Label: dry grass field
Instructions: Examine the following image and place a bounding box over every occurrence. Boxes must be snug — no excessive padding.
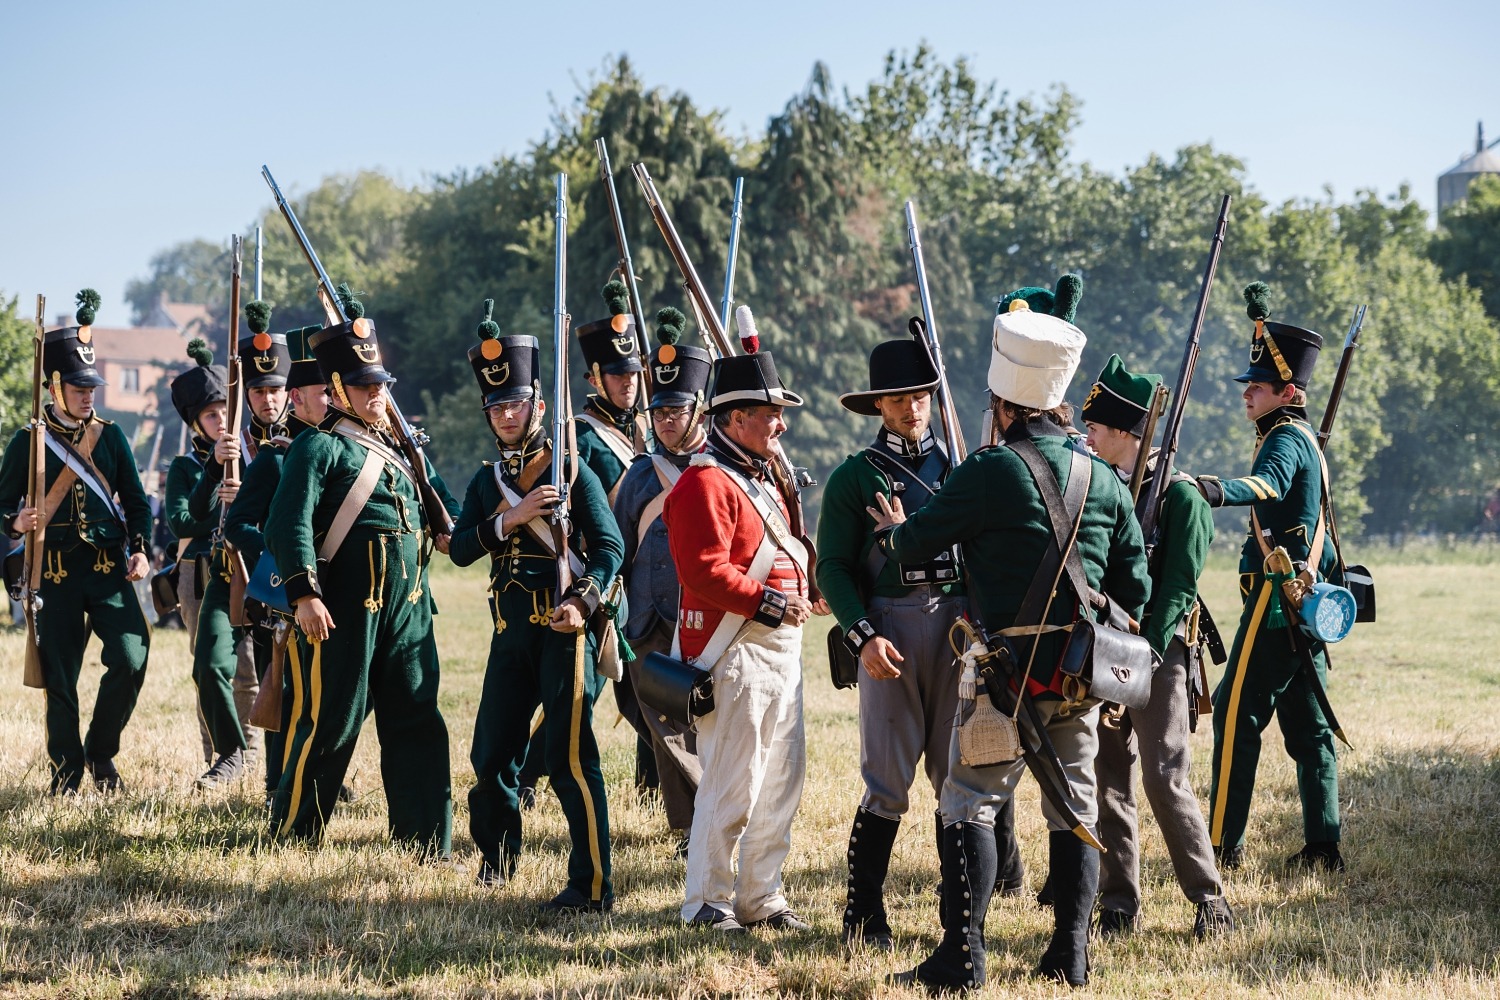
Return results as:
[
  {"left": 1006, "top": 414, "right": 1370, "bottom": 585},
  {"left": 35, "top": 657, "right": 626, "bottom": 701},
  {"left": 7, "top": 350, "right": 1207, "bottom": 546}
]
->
[{"left": 2, "top": 545, "right": 1498, "bottom": 998}]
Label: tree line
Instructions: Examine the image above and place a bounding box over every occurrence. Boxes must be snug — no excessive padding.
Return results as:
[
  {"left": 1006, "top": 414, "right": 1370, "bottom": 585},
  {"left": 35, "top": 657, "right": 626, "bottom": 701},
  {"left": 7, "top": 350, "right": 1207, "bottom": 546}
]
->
[{"left": 6, "top": 49, "right": 1499, "bottom": 538}]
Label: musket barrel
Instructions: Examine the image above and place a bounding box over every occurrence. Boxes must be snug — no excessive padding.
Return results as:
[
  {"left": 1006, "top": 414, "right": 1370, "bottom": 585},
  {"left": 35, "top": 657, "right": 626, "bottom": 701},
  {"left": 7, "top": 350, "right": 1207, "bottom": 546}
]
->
[
  {"left": 595, "top": 140, "right": 652, "bottom": 381},
  {"left": 904, "top": 200, "right": 966, "bottom": 462},
  {"left": 1317, "top": 304, "right": 1365, "bottom": 450},
  {"left": 719, "top": 177, "right": 745, "bottom": 332},
  {"left": 552, "top": 172, "right": 569, "bottom": 508},
  {"left": 631, "top": 163, "right": 735, "bottom": 358},
  {"left": 261, "top": 166, "right": 346, "bottom": 324}
]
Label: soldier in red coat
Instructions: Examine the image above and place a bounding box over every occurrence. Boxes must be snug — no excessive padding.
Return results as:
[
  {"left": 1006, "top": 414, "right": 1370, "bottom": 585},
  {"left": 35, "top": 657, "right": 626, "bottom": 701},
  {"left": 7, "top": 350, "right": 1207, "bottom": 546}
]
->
[{"left": 664, "top": 308, "right": 823, "bottom": 933}]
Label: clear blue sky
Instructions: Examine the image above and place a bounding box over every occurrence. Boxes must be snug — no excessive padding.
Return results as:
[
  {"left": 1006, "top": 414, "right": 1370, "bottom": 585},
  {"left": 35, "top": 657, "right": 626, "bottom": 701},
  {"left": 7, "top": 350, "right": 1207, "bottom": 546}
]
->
[{"left": 3, "top": 0, "right": 1494, "bottom": 326}]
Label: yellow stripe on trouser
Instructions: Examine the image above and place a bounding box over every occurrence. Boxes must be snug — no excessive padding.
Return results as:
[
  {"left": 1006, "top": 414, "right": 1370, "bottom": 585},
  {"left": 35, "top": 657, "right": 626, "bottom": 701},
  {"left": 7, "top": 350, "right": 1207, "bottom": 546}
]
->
[
  {"left": 1210, "top": 581, "right": 1271, "bottom": 845},
  {"left": 279, "top": 639, "right": 323, "bottom": 838},
  {"left": 281, "top": 637, "right": 305, "bottom": 773},
  {"left": 567, "top": 628, "right": 605, "bottom": 901}
]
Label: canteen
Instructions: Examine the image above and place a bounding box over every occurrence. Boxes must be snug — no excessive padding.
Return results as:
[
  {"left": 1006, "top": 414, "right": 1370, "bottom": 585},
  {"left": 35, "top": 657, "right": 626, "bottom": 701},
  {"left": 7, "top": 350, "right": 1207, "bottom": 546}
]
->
[{"left": 1299, "top": 582, "right": 1357, "bottom": 644}]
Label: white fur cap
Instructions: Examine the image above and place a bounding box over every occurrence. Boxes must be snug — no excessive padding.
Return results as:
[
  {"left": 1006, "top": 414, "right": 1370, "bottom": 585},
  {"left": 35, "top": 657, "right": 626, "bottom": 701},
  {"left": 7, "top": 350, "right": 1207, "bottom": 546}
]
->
[{"left": 986, "top": 308, "right": 1087, "bottom": 410}]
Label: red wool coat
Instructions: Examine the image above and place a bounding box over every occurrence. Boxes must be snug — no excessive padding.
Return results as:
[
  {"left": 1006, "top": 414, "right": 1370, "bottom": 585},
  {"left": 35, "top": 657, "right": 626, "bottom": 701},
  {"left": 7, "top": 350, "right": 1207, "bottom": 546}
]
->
[{"left": 663, "top": 458, "right": 807, "bottom": 662}]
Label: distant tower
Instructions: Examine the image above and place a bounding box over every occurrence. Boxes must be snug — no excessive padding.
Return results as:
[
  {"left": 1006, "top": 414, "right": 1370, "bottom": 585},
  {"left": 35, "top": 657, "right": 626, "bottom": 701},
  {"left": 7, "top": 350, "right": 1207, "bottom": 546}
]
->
[{"left": 1438, "top": 121, "right": 1500, "bottom": 214}]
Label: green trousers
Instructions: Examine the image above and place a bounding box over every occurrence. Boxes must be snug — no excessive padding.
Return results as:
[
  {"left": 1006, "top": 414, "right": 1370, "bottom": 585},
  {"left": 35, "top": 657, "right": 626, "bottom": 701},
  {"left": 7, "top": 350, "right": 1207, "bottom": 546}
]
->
[
  {"left": 34, "top": 541, "right": 150, "bottom": 792},
  {"left": 470, "top": 585, "right": 612, "bottom": 903},
  {"left": 1209, "top": 574, "right": 1340, "bottom": 851},
  {"left": 270, "top": 531, "right": 452, "bottom": 855},
  {"left": 194, "top": 570, "right": 281, "bottom": 790}
]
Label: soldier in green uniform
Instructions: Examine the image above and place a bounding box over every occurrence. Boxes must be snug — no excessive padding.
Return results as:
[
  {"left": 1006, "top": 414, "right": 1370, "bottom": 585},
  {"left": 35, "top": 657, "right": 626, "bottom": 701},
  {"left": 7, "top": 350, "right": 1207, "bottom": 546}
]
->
[
  {"left": 222, "top": 324, "right": 328, "bottom": 800},
  {"left": 263, "top": 291, "right": 458, "bottom": 854},
  {"left": 1081, "top": 354, "right": 1234, "bottom": 938},
  {"left": 162, "top": 335, "right": 243, "bottom": 778},
  {"left": 611, "top": 307, "right": 711, "bottom": 852},
  {"left": 0, "top": 289, "right": 153, "bottom": 794},
  {"left": 1195, "top": 282, "right": 1344, "bottom": 873},
  {"left": 516, "top": 279, "right": 650, "bottom": 806},
  {"left": 817, "top": 336, "right": 1023, "bottom": 950},
  {"left": 876, "top": 278, "right": 1151, "bottom": 990},
  {"left": 448, "top": 303, "right": 624, "bottom": 911}
]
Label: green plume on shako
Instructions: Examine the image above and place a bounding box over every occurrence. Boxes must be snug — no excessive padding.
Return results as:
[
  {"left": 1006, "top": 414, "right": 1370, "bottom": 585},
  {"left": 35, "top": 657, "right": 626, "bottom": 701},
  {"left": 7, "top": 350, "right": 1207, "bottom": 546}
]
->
[{"left": 656, "top": 306, "right": 686, "bottom": 345}]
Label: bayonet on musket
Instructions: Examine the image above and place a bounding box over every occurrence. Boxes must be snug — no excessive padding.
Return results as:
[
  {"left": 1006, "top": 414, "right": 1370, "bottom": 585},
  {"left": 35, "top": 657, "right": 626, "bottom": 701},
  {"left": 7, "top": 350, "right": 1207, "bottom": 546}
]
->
[
  {"left": 594, "top": 139, "right": 653, "bottom": 398},
  {"left": 905, "top": 201, "right": 967, "bottom": 463},
  {"left": 720, "top": 177, "right": 745, "bottom": 332},
  {"left": 261, "top": 165, "right": 453, "bottom": 536}
]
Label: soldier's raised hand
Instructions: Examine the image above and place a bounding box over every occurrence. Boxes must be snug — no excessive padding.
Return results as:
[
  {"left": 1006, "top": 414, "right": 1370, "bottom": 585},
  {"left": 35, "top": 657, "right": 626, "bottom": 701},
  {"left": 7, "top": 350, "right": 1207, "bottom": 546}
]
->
[
  {"left": 859, "top": 635, "right": 905, "bottom": 680},
  {"left": 507, "top": 485, "right": 561, "bottom": 526},
  {"left": 866, "top": 492, "right": 907, "bottom": 532},
  {"left": 213, "top": 435, "right": 241, "bottom": 466}
]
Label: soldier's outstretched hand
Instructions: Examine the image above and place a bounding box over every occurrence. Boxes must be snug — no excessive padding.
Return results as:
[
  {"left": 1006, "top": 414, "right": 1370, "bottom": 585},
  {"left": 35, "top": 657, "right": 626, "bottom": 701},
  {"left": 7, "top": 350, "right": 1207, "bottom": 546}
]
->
[
  {"left": 859, "top": 635, "right": 905, "bottom": 680},
  {"left": 294, "top": 595, "right": 336, "bottom": 643},
  {"left": 866, "top": 492, "right": 907, "bottom": 532}
]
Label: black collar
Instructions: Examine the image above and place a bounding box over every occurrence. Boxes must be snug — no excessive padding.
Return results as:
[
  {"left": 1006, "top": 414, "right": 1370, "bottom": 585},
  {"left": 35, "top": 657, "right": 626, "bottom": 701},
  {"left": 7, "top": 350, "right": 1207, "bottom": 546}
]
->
[
  {"left": 587, "top": 394, "right": 639, "bottom": 430},
  {"left": 1001, "top": 415, "right": 1070, "bottom": 444},
  {"left": 497, "top": 437, "right": 549, "bottom": 481},
  {"left": 705, "top": 424, "right": 770, "bottom": 480},
  {"left": 876, "top": 426, "right": 936, "bottom": 460},
  {"left": 1255, "top": 405, "right": 1308, "bottom": 437}
]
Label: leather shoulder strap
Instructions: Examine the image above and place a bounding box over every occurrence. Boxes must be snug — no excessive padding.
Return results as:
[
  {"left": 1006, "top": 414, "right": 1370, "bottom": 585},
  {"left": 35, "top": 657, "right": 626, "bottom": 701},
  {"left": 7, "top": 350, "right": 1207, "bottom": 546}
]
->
[
  {"left": 317, "top": 448, "right": 384, "bottom": 562},
  {"left": 1011, "top": 440, "right": 1093, "bottom": 622}
]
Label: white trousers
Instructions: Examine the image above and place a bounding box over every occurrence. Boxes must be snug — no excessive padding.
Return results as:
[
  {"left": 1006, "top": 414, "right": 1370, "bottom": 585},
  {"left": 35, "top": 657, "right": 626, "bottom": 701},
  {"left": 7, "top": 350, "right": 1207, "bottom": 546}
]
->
[{"left": 681, "top": 622, "right": 806, "bottom": 924}]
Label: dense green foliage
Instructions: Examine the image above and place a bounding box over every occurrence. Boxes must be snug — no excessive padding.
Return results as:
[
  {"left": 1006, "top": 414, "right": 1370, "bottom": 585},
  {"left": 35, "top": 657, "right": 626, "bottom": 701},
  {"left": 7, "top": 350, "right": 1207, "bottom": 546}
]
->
[
  {"left": 109, "top": 50, "right": 1500, "bottom": 536},
  {"left": 0, "top": 293, "right": 35, "bottom": 441}
]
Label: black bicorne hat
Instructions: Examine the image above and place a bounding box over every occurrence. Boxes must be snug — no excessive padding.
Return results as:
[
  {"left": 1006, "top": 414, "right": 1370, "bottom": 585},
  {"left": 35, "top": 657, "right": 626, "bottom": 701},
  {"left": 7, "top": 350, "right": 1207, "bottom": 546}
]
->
[
  {"left": 648, "top": 306, "right": 711, "bottom": 409},
  {"left": 170, "top": 338, "right": 229, "bottom": 426},
  {"left": 838, "top": 334, "right": 941, "bottom": 415},
  {"left": 1234, "top": 282, "right": 1321, "bottom": 389},
  {"left": 311, "top": 286, "right": 395, "bottom": 387},
  {"left": 575, "top": 279, "right": 644, "bottom": 377},
  {"left": 43, "top": 288, "right": 108, "bottom": 389},
  {"left": 284, "top": 325, "right": 326, "bottom": 389},
  {"left": 467, "top": 298, "right": 539, "bottom": 408},
  {"left": 238, "top": 300, "right": 291, "bottom": 387},
  {"left": 706, "top": 305, "right": 802, "bottom": 414}
]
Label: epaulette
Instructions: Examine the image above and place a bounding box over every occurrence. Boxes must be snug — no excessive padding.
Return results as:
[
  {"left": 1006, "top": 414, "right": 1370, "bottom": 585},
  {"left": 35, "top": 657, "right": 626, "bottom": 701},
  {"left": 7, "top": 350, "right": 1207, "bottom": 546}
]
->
[{"left": 689, "top": 453, "right": 717, "bottom": 468}]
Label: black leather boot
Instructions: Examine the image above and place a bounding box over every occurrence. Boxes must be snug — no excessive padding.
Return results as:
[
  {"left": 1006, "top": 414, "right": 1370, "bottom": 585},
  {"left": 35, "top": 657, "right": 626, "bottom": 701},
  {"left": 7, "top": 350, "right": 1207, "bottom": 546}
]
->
[
  {"left": 844, "top": 808, "right": 900, "bottom": 949},
  {"left": 994, "top": 795, "right": 1026, "bottom": 896},
  {"left": 893, "top": 821, "right": 996, "bottom": 991},
  {"left": 1035, "top": 830, "right": 1100, "bottom": 988}
]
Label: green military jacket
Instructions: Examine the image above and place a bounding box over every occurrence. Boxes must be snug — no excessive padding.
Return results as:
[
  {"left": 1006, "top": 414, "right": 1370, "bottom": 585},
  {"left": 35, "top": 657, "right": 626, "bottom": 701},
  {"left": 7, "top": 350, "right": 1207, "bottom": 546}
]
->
[
  {"left": 574, "top": 397, "right": 646, "bottom": 500},
  {"left": 164, "top": 439, "right": 218, "bottom": 560},
  {"left": 879, "top": 419, "right": 1150, "bottom": 687},
  {"left": 263, "top": 411, "right": 459, "bottom": 606},
  {"left": 449, "top": 444, "right": 623, "bottom": 616},
  {"left": 1202, "top": 407, "right": 1338, "bottom": 579},
  {"left": 817, "top": 437, "right": 963, "bottom": 639},
  {"left": 1132, "top": 462, "right": 1214, "bottom": 657},
  {"left": 0, "top": 407, "right": 151, "bottom": 556},
  {"left": 223, "top": 415, "right": 316, "bottom": 569}
]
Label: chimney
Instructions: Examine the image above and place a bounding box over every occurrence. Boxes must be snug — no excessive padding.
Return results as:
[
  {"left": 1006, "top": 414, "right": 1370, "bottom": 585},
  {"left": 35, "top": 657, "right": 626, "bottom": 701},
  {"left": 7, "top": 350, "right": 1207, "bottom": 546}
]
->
[{"left": 56, "top": 313, "right": 70, "bottom": 327}]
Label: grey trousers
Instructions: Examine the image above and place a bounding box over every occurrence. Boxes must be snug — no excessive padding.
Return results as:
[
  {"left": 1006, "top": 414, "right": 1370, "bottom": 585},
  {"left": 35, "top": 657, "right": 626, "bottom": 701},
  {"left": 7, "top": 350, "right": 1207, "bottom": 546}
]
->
[
  {"left": 859, "top": 588, "right": 966, "bottom": 819},
  {"left": 1097, "top": 639, "right": 1222, "bottom": 913},
  {"left": 180, "top": 559, "right": 261, "bottom": 764},
  {"left": 627, "top": 620, "right": 703, "bottom": 831},
  {"left": 942, "top": 696, "right": 1100, "bottom": 832}
]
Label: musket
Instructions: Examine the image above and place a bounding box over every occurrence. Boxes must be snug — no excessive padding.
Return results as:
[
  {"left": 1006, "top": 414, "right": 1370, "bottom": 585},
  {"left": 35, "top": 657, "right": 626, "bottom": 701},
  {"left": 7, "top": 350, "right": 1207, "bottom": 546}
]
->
[
  {"left": 594, "top": 139, "right": 652, "bottom": 397},
  {"left": 261, "top": 165, "right": 454, "bottom": 535},
  {"left": 20, "top": 295, "right": 47, "bottom": 688},
  {"left": 1138, "top": 194, "right": 1231, "bottom": 547},
  {"left": 719, "top": 177, "right": 745, "bottom": 332},
  {"left": 1312, "top": 304, "right": 1367, "bottom": 585},
  {"left": 1129, "top": 385, "right": 1169, "bottom": 503},
  {"left": 254, "top": 226, "right": 263, "bottom": 301},
  {"left": 551, "top": 172, "right": 576, "bottom": 608},
  {"left": 223, "top": 237, "right": 252, "bottom": 627},
  {"left": 143, "top": 421, "right": 164, "bottom": 500},
  {"left": 905, "top": 200, "right": 968, "bottom": 462},
  {"left": 633, "top": 163, "right": 817, "bottom": 582},
  {"left": 631, "top": 163, "right": 734, "bottom": 359}
]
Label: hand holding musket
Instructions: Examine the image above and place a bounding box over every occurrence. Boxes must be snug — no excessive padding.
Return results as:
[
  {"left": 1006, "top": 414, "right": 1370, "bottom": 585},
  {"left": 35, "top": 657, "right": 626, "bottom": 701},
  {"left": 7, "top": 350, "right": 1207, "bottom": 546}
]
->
[{"left": 261, "top": 165, "right": 453, "bottom": 536}]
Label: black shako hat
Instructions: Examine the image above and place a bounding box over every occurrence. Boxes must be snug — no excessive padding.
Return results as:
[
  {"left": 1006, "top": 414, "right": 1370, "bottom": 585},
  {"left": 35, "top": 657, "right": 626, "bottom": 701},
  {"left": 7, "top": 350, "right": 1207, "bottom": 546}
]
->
[
  {"left": 649, "top": 306, "right": 711, "bottom": 410},
  {"left": 238, "top": 300, "right": 291, "bottom": 388},
  {"left": 467, "top": 298, "right": 539, "bottom": 408},
  {"left": 284, "top": 325, "right": 326, "bottom": 389},
  {"left": 838, "top": 336, "right": 941, "bottom": 415},
  {"left": 44, "top": 288, "right": 108, "bottom": 389},
  {"left": 706, "top": 305, "right": 803, "bottom": 414},
  {"left": 311, "top": 286, "right": 396, "bottom": 388},
  {"left": 1234, "top": 281, "right": 1321, "bottom": 389},
  {"left": 170, "top": 338, "right": 228, "bottom": 426},
  {"left": 575, "top": 279, "right": 645, "bottom": 377}
]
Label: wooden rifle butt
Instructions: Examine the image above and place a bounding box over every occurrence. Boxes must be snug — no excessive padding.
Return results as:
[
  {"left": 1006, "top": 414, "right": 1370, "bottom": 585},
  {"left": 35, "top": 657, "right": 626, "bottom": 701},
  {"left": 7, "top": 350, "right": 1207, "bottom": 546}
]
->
[
  {"left": 247, "top": 624, "right": 290, "bottom": 731},
  {"left": 225, "top": 547, "right": 251, "bottom": 628}
]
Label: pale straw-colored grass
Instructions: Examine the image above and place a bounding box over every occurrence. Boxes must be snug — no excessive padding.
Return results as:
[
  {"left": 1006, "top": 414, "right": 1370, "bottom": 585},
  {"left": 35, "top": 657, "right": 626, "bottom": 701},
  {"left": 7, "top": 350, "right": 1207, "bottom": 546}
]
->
[{"left": 1, "top": 556, "right": 1496, "bottom": 997}]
